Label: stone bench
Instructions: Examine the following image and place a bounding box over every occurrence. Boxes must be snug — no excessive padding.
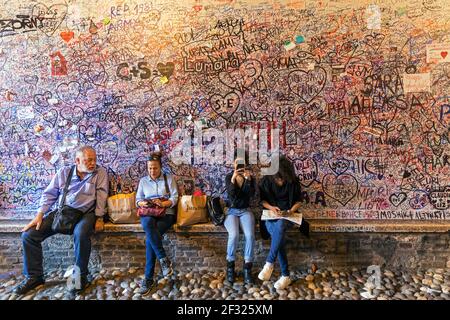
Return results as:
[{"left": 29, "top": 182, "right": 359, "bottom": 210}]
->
[
  {"left": 2, "top": 217, "right": 450, "bottom": 234},
  {"left": 1, "top": 219, "right": 449, "bottom": 274},
  {"left": 37, "top": 219, "right": 450, "bottom": 233}
]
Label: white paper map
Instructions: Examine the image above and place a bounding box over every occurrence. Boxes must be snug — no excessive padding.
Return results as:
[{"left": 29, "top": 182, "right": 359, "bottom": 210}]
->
[{"left": 261, "top": 209, "right": 303, "bottom": 226}]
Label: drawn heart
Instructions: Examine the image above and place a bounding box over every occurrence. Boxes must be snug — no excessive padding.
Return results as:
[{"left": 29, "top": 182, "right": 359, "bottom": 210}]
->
[
  {"left": 324, "top": 87, "right": 346, "bottom": 103},
  {"left": 441, "top": 51, "right": 448, "bottom": 59},
  {"left": 87, "top": 62, "right": 108, "bottom": 86},
  {"left": 34, "top": 91, "right": 53, "bottom": 109},
  {"left": 24, "top": 75, "right": 39, "bottom": 86},
  {"left": 157, "top": 62, "right": 175, "bottom": 78},
  {"left": 340, "top": 117, "right": 361, "bottom": 139},
  {"left": 60, "top": 30, "right": 74, "bottom": 42},
  {"left": 78, "top": 125, "right": 97, "bottom": 142},
  {"left": 219, "top": 60, "right": 263, "bottom": 93},
  {"left": 42, "top": 150, "right": 52, "bottom": 162},
  {"left": 322, "top": 173, "right": 358, "bottom": 206},
  {"left": 59, "top": 106, "right": 84, "bottom": 124},
  {"left": 293, "top": 157, "right": 318, "bottom": 188},
  {"left": 57, "top": 81, "right": 81, "bottom": 104},
  {"left": 288, "top": 67, "right": 327, "bottom": 103},
  {"left": 329, "top": 158, "right": 350, "bottom": 175},
  {"left": 209, "top": 92, "right": 240, "bottom": 120},
  {"left": 42, "top": 109, "right": 58, "bottom": 127},
  {"left": 371, "top": 101, "right": 397, "bottom": 129},
  {"left": 363, "top": 33, "right": 385, "bottom": 52},
  {"left": 32, "top": 3, "right": 68, "bottom": 37},
  {"left": 389, "top": 192, "right": 407, "bottom": 207},
  {"left": 95, "top": 140, "right": 118, "bottom": 165},
  {"left": 409, "top": 192, "right": 428, "bottom": 210}
]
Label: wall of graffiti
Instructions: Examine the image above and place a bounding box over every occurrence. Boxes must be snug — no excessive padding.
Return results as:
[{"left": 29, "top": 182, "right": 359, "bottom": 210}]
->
[{"left": 0, "top": 0, "right": 449, "bottom": 221}]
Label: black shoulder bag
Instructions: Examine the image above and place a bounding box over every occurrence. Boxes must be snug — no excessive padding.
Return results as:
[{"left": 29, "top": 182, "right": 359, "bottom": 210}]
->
[
  {"left": 51, "top": 166, "right": 87, "bottom": 235},
  {"left": 207, "top": 196, "right": 225, "bottom": 226}
]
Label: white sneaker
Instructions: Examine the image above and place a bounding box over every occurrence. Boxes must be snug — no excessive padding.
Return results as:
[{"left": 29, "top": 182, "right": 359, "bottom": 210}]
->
[
  {"left": 274, "top": 276, "right": 292, "bottom": 290},
  {"left": 258, "top": 262, "right": 274, "bottom": 281}
]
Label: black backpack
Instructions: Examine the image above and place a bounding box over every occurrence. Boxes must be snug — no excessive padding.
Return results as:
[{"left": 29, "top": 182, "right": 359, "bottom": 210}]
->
[{"left": 207, "top": 196, "right": 225, "bottom": 226}]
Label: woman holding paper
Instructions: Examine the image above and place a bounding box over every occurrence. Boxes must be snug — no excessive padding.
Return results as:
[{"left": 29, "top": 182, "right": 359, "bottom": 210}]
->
[
  {"left": 224, "top": 152, "right": 256, "bottom": 284},
  {"left": 258, "top": 156, "right": 301, "bottom": 290}
]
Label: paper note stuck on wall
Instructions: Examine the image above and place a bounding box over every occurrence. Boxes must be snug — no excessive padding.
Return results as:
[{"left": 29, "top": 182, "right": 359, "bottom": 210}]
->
[
  {"left": 284, "top": 41, "right": 295, "bottom": 51},
  {"left": 160, "top": 76, "right": 169, "bottom": 84},
  {"left": 17, "top": 106, "right": 35, "bottom": 120},
  {"left": 426, "top": 43, "right": 450, "bottom": 64},
  {"left": 403, "top": 73, "right": 431, "bottom": 93}
]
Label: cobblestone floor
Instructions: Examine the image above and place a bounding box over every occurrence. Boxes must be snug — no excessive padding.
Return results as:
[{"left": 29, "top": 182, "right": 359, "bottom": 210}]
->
[{"left": 1, "top": 267, "right": 449, "bottom": 300}]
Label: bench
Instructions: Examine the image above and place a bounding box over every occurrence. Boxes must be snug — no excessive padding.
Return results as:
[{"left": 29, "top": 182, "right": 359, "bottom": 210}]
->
[
  {"left": 1, "top": 219, "right": 449, "bottom": 273},
  {"left": 1, "top": 219, "right": 450, "bottom": 233}
]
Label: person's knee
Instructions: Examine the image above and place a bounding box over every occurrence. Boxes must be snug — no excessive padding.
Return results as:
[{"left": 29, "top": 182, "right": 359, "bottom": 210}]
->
[
  {"left": 276, "top": 220, "right": 287, "bottom": 231},
  {"left": 21, "top": 231, "right": 31, "bottom": 243},
  {"left": 141, "top": 217, "right": 156, "bottom": 231},
  {"left": 228, "top": 231, "right": 239, "bottom": 242},
  {"left": 74, "top": 227, "right": 93, "bottom": 241}
]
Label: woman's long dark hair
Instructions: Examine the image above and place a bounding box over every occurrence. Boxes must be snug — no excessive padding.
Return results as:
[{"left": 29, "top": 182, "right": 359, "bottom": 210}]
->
[{"left": 271, "top": 155, "right": 297, "bottom": 184}]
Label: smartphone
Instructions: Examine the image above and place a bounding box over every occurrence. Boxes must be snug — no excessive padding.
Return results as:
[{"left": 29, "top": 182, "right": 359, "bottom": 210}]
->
[{"left": 236, "top": 163, "right": 245, "bottom": 170}]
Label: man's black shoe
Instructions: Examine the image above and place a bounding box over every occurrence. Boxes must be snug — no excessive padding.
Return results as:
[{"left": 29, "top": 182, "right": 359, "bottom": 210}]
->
[{"left": 13, "top": 278, "right": 45, "bottom": 295}]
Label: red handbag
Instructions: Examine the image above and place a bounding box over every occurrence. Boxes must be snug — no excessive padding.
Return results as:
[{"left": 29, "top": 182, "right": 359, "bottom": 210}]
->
[
  {"left": 137, "top": 205, "right": 166, "bottom": 217},
  {"left": 137, "top": 174, "right": 170, "bottom": 218}
]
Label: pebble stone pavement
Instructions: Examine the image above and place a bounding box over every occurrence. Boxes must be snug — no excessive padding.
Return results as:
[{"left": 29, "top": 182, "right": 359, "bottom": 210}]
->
[{"left": 1, "top": 265, "right": 449, "bottom": 300}]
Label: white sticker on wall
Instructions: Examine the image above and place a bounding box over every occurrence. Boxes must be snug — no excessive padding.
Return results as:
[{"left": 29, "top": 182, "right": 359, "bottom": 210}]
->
[
  {"left": 49, "top": 153, "right": 60, "bottom": 164},
  {"left": 48, "top": 98, "right": 59, "bottom": 105},
  {"left": 17, "top": 106, "right": 35, "bottom": 119},
  {"left": 403, "top": 73, "right": 431, "bottom": 93},
  {"left": 366, "top": 4, "right": 381, "bottom": 30}
]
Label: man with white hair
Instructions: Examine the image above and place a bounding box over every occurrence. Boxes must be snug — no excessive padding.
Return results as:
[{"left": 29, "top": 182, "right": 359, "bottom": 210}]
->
[{"left": 14, "top": 145, "right": 108, "bottom": 295}]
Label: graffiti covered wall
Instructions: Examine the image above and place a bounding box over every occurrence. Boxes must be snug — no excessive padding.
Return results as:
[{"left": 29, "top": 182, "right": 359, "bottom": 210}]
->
[{"left": 0, "top": 0, "right": 449, "bottom": 222}]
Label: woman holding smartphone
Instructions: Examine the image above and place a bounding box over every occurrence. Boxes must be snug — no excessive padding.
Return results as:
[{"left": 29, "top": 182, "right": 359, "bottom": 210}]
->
[{"left": 224, "top": 152, "right": 256, "bottom": 284}]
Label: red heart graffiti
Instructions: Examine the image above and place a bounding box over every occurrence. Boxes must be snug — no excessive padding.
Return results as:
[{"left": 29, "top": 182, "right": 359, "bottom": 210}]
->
[
  {"left": 441, "top": 51, "right": 448, "bottom": 59},
  {"left": 60, "top": 31, "right": 74, "bottom": 43}
]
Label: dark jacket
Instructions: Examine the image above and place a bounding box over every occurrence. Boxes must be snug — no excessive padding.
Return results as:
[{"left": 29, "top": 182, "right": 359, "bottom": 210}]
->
[
  {"left": 258, "top": 176, "right": 302, "bottom": 210},
  {"left": 258, "top": 176, "right": 309, "bottom": 239},
  {"left": 225, "top": 172, "right": 255, "bottom": 209}
]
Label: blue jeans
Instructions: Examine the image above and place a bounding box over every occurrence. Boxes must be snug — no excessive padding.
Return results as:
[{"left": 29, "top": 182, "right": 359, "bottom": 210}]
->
[
  {"left": 265, "top": 219, "right": 291, "bottom": 276},
  {"left": 21, "top": 210, "right": 96, "bottom": 279},
  {"left": 140, "top": 214, "right": 175, "bottom": 280},
  {"left": 224, "top": 208, "right": 255, "bottom": 262}
]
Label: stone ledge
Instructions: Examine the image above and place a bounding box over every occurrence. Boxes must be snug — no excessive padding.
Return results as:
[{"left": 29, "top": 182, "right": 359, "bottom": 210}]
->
[{"left": 1, "top": 219, "right": 450, "bottom": 233}]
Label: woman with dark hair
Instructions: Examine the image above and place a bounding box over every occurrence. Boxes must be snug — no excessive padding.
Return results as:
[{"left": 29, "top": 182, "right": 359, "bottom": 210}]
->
[
  {"left": 135, "top": 152, "right": 179, "bottom": 296},
  {"left": 257, "top": 155, "right": 301, "bottom": 290},
  {"left": 224, "top": 152, "right": 256, "bottom": 284}
]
